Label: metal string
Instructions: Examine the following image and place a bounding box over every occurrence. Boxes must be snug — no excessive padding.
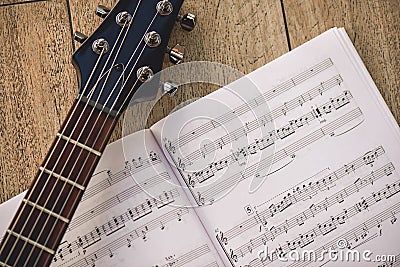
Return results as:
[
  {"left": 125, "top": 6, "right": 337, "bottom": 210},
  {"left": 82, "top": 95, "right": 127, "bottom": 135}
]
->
[
  {"left": 6, "top": 2, "right": 149, "bottom": 265},
  {"left": 32, "top": 5, "right": 163, "bottom": 267}
]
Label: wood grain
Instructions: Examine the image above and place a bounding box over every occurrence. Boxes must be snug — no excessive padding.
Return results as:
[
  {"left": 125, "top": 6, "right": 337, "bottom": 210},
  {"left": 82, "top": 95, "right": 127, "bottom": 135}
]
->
[
  {"left": 285, "top": 0, "right": 400, "bottom": 123},
  {"left": 67, "top": 0, "right": 288, "bottom": 136},
  {"left": 0, "top": 0, "right": 399, "bottom": 204},
  {"left": 0, "top": 1, "right": 76, "bottom": 203}
]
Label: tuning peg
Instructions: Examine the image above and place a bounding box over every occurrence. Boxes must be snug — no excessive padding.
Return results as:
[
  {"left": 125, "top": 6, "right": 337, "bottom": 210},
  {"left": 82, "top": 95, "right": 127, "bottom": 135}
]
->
[
  {"left": 177, "top": 13, "right": 196, "bottom": 32},
  {"left": 167, "top": 44, "right": 185, "bottom": 64},
  {"left": 162, "top": 81, "right": 179, "bottom": 96},
  {"left": 73, "top": 32, "right": 88, "bottom": 43},
  {"left": 96, "top": 5, "right": 111, "bottom": 18}
]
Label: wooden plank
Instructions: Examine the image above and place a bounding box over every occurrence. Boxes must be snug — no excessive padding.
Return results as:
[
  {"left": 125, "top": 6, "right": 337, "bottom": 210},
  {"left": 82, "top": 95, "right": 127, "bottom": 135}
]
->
[
  {"left": 0, "top": 0, "right": 46, "bottom": 6},
  {"left": 0, "top": 1, "right": 76, "bottom": 203},
  {"left": 68, "top": 0, "right": 288, "bottom": 135},
  {"left": 284, "top": 0, "right": 400, "bottom": 123},
  {"left": 0, "top": 0, "right": 288, "bottom": 203}
]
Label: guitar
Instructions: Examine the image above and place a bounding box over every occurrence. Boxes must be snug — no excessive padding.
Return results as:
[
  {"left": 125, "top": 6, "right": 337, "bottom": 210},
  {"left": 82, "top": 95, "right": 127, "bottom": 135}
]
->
[{"left": 0, "top": 1, "right": 195, "bottom": 266}]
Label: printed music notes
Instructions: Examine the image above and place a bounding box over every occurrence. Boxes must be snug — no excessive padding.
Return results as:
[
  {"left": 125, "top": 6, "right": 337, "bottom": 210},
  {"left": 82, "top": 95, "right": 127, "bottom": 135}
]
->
[
  {"left": 213, "top": 146, "right": 400, "bottom": 266},
  {"left": 2, "top": 29, "right": 400, "bottom": 267}
]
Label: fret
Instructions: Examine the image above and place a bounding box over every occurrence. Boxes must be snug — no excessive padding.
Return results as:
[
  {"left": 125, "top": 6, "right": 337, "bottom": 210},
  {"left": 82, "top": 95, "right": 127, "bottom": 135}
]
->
[
  {"left": 56, "top": 133, "right": 102, "bottom": 157},
  {"left": 0, "top": 260, "right": 12, "bottom": 267},
  {"left": 39, "top": 167, "right": 86, "bottom": 191},
  {"left": 0, "top": 99, "right": 118, "bottom": 266},
  {"left": 7, "top": 203, "right": 66, "bottom": 248},
  {"left": 0, "top": 231, "right": 53, "bottom": 266},
  {"left": 28, "top": 170, "right": 83, "bottom": 218},
  {"left": 6, "top": 230, "right": 55, "bottom": 255},
  {"left": 22, "top": 199, "right": 70, "bottom": 223},
  {"left": 61, "top": 100, "right": 116, "bottom": 151},
  {"left": 79, "top": 94, "right": 119, "bottom": 117},
  {"left": 43, "top": 138, "right": 99, "bottom": 186}
]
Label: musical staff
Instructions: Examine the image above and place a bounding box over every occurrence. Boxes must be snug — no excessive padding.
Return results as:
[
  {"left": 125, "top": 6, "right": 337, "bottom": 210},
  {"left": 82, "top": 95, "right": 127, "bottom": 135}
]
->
[
  {"left": 179, "top": 76, "right": 344, "bottom": 164},
  {"left": 230, "top": 163, "right": 395, "bottom": 259},
  {"left": 167, "top": 58, "right": 334, "bottom": 150},
  {"left": 286, "top": 201, "right": 400, "bottom": 267},
  {"left": 198, "top": 108, "right": 363, "bottom": 204},
  {"left": 189, "top": 91, "right": 353, "bottom": 184},
  {"left": 246, "top": 182, "right": 400, "bottom": 266},
  {"left": 66, "top": 208, "right": 189, "bottom": 267},
  {"left": 82, "top": 152, "right": 161, "bottom": 202},
  {"left": 53, "top": 190, "right": 179, "bottom": 262},
  {"left": 68, "top": 172, "right": 172, "bottom": 231},
  {"left": 221, "top": 146, "right": 385, "bottom": 241}
]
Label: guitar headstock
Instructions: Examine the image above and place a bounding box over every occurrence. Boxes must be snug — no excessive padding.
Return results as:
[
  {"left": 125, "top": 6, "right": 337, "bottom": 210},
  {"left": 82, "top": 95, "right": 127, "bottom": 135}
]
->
[{"left": 72, "top": 0, "right": 195, "bottom": 115}]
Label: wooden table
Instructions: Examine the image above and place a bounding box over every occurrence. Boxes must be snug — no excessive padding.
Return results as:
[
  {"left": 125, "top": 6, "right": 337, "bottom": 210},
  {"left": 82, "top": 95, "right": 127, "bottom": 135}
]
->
[{"left": 0, "top": 0, "right": 399, "bottom": 204}]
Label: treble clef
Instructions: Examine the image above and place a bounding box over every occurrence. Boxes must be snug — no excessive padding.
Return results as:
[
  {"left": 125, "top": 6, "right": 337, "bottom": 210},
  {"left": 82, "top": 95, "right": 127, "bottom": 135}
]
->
[
  {"left": 187, "top": 174, "right": 196, "bottom": 188},
  {"left": 197, "top": 192, "right": 205, "bottom": 206},
  {"left": 230, "top": 249, "right": 238, "bottom": 262},
  {"left": 218, "top": 231, "right": 228, "bottom": 245}
]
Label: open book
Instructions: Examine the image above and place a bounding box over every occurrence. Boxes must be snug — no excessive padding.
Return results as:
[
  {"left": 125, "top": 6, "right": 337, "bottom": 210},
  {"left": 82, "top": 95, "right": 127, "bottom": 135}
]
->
[{"left": 1, "top": 27, "right": 400, "bottom": 266}]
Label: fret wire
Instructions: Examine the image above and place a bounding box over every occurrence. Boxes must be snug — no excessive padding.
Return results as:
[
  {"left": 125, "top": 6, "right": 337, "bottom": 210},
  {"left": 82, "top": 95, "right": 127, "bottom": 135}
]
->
[
  {"left": 0, "top": 261, "right": 12, "bottom": 267},
  {"left": 22, "top": 199, "right": 70, "bottom": 224},
  {"left": 16, "top": 108, "right": 113, "bottom": 267},
  {"left": 0, "top": 36, "right": 109, "bottom": 266},
  {"left": 6, "top": 230, "right": 55, "bottom": 255},
  {"left": 79, "top": 95, "right": 119, "bottom": 118},
  {"left": 56, "top": 133, "right": 102, "bottom": 157},
  {"left": 39, "top": 167, "right": 86, "bottom": 191},
  {"left": 14, "top": 97, "right": 111, "bottom": 265},
  {"left": 25, "top": 3, "right": 148, "bottom": 266},
  {"left": 36, "top": 7, "right": 156, "bottom": 266},
  {"left": 0, "top": 54, "right": 108, "bottom": 262}
]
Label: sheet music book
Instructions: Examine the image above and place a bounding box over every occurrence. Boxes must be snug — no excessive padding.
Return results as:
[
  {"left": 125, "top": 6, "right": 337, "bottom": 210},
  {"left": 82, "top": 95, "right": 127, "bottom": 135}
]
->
[{"left": 1, "top": 27, "right": 400, "bottom": 266}]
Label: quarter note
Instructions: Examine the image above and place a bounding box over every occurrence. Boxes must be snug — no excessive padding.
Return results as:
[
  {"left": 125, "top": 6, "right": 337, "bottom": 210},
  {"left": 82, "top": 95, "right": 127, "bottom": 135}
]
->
[{"left": 177, "top": 211, "right": 182, "bottom": 222}]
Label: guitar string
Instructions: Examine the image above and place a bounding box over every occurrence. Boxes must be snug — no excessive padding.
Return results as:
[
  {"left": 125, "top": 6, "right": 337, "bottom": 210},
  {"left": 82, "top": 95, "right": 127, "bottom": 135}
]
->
[
  {"left": 26, "top": 3, "right": 145, "bottom": 264},
  {"left": 0, "top": 48, "right": 107, "bottom": 264},
  {"left": 8, "top": 2, "right": 146, "bottom": 265},
  {"left": 13, "top": 24, "right": 132, "bottom": 267},
  {"left": 32, "top": 4, "right": 163, "bottom": 267},
  {"left": 33, "top": 8, "right": 158, "bottom": 267},
  {"left": 21, "top": 4, "right": 147, "bottom": 266},
  {"left": 10, "top": 34, "right": 123, "bottom": 267}
]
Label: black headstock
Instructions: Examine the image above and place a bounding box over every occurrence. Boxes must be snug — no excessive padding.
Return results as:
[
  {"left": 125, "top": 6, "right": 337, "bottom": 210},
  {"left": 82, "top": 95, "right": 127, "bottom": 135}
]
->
[{"left": 72, "top": 0, "right": 193, "bottom": 115}]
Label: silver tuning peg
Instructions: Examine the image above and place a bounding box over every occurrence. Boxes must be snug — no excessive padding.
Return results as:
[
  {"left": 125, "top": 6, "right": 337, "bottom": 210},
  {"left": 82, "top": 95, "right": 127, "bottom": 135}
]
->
[
  {"left": 162, "top": 81, "right": 179, "bottom": 96},
  {"left": 177, "top": 13, "right": 196, "bottom": 32},
  {"left": 167, "top": 44, "right": 185, "bottom": 64},
  {"left": 96, "top": 5, "right": 111, "bottom": 18},
  {"left": 73, "top": 32, "right": 88, "bottom": 43}
]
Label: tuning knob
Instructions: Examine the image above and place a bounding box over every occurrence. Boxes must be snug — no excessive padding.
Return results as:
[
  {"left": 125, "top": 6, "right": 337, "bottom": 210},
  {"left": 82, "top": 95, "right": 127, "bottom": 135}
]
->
[
  {"left": 96, "top": 5, "right": 111, "bottom": 18},
  {"left": 73, "top": 32, "right": 88, "bottom": 43},
  {"left": 177, "top": 13, "right": 196, "bottom": 32},
  {"left": 167, "top": 44, "right": 185, "bottom": 64},
  {"left": 162, "top": 81, "right": 179, "bottom": 96}
]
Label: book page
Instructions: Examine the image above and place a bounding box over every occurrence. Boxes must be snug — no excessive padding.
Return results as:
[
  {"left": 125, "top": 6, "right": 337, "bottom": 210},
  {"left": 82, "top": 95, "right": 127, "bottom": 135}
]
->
[
  {"left": 150, "top": 28, "right": 400, "bottom": 266},
  {"left": 0, "top": 130, "right": 222, "bottom": 267}
]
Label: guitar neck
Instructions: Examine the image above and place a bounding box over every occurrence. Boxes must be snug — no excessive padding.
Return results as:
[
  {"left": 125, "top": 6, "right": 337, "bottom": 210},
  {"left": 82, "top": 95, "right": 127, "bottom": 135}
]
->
[{"left": 0, "top": 98, "right": 118, "bottom": 266}]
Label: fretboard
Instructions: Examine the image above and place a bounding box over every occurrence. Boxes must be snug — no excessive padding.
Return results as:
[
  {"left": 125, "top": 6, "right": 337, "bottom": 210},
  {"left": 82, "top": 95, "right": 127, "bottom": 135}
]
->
[{"left": 0, "top": 98, "right": 118, "bottom": 266}]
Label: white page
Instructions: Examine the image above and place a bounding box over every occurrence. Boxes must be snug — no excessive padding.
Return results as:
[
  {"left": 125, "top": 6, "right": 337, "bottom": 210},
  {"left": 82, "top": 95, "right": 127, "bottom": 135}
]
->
[
  {"left": 0, "top": 130, "right": 222, "bottom": 267},
  {"left": 150, "top": 28, "right": 400, "bottom": 266}
]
